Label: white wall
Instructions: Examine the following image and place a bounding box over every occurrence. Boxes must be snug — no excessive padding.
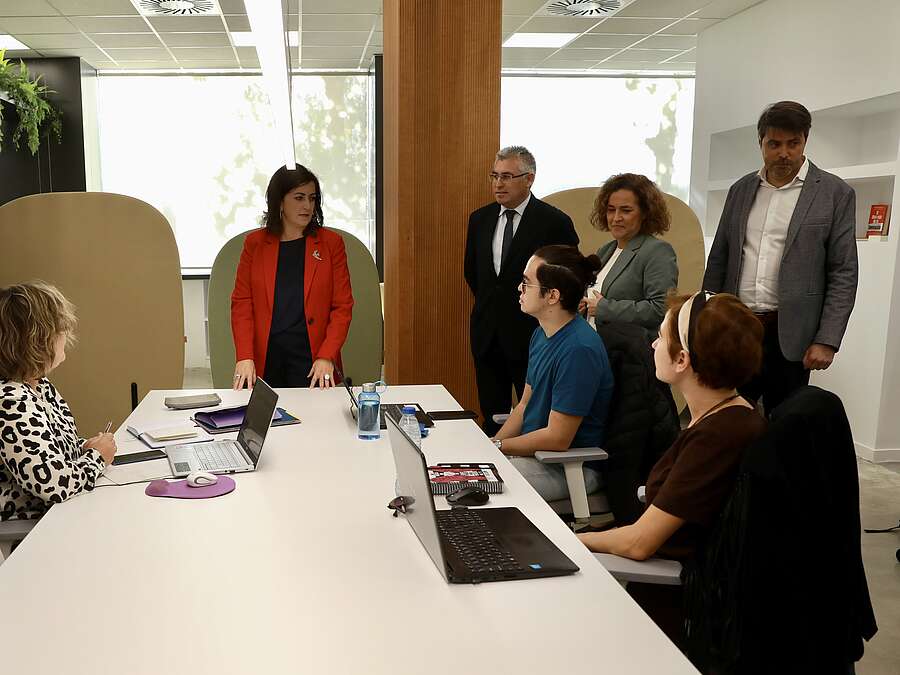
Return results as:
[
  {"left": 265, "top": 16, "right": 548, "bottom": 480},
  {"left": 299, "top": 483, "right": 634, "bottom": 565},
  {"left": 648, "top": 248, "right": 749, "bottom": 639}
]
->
[{"left": 691, "top": 0, "right": 900, "bottom": 461}]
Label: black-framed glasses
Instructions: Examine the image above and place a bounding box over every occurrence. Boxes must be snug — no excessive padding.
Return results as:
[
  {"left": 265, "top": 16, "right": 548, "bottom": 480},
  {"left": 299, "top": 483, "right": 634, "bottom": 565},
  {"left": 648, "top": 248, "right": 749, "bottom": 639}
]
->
[
  {"left": 518, "top": 279, "right": 546, "bottom": 292},
  {"left": 489, "top": 172, "right": 529, "bottom": 183}
]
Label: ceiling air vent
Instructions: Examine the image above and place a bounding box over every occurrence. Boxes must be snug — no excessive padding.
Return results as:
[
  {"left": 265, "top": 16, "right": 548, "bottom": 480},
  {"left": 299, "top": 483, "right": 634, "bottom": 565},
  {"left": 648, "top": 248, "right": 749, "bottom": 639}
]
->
[
  {"left": 544, "top": 0, "right": 622, "bottom": 17},
  {"left": 136, "top": 0, "right": 221, "bottom": 16}
]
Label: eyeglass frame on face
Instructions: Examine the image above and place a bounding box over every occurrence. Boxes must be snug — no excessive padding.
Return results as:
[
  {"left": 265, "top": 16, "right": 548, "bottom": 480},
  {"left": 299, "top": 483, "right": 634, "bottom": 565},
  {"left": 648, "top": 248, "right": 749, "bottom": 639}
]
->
[
  {"left": 490, "top": 171, "right": 530, "bottom": 183},
  {"left": 518, "top": 276, "right": 547, "bottom": 293}
]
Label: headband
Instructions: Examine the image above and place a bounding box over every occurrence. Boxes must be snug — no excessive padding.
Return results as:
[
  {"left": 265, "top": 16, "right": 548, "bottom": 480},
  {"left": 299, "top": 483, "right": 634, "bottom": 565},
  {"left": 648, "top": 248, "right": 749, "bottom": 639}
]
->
[{"left": 677, "top": 291, "right": 714, "bottom": 364}]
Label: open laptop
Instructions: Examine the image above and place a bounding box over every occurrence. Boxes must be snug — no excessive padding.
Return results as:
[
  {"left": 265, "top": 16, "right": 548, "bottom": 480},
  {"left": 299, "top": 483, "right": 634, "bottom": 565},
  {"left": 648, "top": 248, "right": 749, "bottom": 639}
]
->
[
  {"left": 386, "top": 413, "right": 579, "bottom": 583},
  {"left": 167, "top": 378, "right": 279, "bottom": 477}
]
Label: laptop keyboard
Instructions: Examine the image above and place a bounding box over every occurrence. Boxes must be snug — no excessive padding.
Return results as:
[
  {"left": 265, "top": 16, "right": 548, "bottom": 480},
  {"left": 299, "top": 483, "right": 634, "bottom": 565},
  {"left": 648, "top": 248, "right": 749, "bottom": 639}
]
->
[
  {"left": 195, "top": 442, "right": 243, "bottom": 470},
  {"left": 436, "top": 509, "right": 525, "bottom": 574}
]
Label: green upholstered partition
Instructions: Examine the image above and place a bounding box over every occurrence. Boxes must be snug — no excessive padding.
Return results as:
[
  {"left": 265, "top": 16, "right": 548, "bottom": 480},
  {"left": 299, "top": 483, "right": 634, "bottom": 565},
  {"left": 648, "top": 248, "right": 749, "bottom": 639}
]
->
[
  {"left": 207, "top": 228, "right": 383, "bottom": 389},
  {"left": 0, "top": 192, "right": 184, "bottom": 436}
]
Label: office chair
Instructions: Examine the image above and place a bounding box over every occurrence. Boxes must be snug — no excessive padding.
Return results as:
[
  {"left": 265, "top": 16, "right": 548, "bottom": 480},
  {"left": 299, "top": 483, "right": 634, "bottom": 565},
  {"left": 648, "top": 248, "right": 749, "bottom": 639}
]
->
[{"left": 0, "top": 519, "right": 37, "bottom": 564}]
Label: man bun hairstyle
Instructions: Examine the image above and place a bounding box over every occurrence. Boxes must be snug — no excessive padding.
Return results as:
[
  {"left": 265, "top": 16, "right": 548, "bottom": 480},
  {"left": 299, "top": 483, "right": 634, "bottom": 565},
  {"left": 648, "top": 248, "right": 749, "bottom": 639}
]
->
[
  {"left": 757, "top": 100, "right": 812, "bottom": 141},
  {"left": 533, "top": 245, "right": 603, "bottom": 313}
]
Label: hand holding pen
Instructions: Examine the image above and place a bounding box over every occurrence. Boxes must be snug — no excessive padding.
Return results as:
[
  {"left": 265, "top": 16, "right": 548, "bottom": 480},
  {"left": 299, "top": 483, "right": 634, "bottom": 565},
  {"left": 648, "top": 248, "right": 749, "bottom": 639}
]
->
[{"left": 84, "top": 421, "right": 118, "bottom": 464}]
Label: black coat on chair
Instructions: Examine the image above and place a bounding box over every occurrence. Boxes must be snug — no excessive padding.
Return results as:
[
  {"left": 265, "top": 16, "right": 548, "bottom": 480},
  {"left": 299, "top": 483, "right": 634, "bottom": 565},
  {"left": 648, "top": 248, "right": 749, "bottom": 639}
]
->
[{"left": 683, "top": 386, "right": 877, "bottom": 674}]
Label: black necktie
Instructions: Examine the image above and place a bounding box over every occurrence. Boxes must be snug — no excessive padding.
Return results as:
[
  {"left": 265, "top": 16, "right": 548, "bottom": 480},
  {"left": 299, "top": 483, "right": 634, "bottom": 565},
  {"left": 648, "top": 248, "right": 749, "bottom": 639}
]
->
[{"left": 500, "top": 209, "right": 515, "bottom": 268}]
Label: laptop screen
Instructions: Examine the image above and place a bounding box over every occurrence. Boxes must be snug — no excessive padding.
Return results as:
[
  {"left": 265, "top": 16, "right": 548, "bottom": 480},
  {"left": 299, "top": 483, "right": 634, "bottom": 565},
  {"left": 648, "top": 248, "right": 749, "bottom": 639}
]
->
[
  {"left": 385, "top": 413, "right": 449, "bottom": 581},
  {"left": 237, "top": 378, "right": 279, "bottom": 466}
]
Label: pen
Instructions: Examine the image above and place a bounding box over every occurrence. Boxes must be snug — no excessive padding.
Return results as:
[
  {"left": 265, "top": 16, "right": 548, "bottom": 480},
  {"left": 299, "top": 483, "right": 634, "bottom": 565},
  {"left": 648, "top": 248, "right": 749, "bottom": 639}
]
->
[{"left": 104, "top": 421, "right": 112, "bottom": 434}]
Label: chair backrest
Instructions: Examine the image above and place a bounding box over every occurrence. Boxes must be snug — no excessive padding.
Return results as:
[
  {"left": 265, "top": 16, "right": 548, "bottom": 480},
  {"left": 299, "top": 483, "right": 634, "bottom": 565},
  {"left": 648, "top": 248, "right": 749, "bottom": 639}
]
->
[
  {"left": 541, "top": 187, "right": 705, "bottom": 296},
  {"left": 593, "top": 322, "right": 679, "bottom": 524},
  {"left": 207, "top": 228, "right": 383, "bottom": 389},
  {"left": 683, "top": 386, "right": 877, "bottom": 672},
  {"left": 0, "top": 192, "right": 184, "bottom": 435}
]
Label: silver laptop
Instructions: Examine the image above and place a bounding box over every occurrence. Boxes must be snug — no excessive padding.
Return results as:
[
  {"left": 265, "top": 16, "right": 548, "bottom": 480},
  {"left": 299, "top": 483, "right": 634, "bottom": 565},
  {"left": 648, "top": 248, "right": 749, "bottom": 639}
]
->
[{"left": 167, "top": 378, "right": 279, "bottom": 477}]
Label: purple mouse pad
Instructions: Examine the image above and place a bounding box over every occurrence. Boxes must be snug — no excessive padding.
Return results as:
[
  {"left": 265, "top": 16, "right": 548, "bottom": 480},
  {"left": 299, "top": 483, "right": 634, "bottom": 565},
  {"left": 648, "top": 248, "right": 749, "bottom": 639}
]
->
[{"left": 145, "top": 476, "right": 236, "bottom": 499}]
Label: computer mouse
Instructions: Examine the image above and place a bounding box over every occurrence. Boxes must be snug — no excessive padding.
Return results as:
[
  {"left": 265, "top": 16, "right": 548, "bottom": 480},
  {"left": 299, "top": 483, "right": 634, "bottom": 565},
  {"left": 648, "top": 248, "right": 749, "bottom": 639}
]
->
[
  {"left": 446, "top": 485, "right": 489, "bottom": 506},
  {"left": 186, "top": 471, "right": 218, "bottom": 488}
]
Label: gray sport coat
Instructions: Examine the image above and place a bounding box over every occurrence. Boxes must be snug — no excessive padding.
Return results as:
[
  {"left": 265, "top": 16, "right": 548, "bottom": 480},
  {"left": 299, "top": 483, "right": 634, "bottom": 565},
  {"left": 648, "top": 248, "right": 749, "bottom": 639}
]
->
[
  {"left": 594, "top": 233, "right": 678, "bottom": 331},
  {"left": 702, "top": 161, "right": 858, "bottom": 361}
]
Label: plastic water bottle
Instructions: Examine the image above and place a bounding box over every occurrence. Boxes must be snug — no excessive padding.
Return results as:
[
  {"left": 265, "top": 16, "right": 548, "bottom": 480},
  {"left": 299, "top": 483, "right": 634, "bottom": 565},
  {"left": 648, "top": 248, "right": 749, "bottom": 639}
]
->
[
  {"left": 357, "top": 382, "right": 381, "bottom": 440},
  {"left": 398, "top": 405, "right": 422, "bottom": 448}
]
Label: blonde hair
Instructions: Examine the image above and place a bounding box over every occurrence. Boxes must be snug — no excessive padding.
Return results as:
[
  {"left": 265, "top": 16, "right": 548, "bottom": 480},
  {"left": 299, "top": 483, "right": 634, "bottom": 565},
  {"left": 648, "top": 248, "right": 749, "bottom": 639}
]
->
[{"left": 0, "top": 282, "right": 77, "bottom": 381}]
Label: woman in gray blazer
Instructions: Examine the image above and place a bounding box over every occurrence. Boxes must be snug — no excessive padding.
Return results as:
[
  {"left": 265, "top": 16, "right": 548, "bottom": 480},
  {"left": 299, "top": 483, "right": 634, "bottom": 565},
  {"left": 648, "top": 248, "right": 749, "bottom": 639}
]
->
[{"left": 579, "top": 173, "right": 678, "bottom": 331}]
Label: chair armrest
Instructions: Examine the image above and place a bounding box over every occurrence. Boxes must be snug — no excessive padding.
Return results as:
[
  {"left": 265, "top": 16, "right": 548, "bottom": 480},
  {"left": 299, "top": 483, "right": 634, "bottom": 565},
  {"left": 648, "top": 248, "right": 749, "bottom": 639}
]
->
[
  {"left": 492, "top": 414, "right": 510, "bottom": 425},
  {"left": 534, "top": 447, "right": 609, "bottom": 464},
  {"left": 0, "top": 519, "right": 37, "bottom": 542},
  {"left": 594, "top": 552, "right": 683, "bottom": 586}
]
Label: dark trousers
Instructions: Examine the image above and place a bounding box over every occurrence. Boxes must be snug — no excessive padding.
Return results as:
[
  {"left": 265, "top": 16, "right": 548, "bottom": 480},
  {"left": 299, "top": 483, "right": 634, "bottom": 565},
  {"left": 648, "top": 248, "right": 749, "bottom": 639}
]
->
[
  {"left": 474, "top": 336, "right": 527, "bottom": 437},
  {"left": 265, "top": 330, "right": 313, "bottom": 388},
  {"left": 739, "top": 312, "right": 810, "bottom": 416}
]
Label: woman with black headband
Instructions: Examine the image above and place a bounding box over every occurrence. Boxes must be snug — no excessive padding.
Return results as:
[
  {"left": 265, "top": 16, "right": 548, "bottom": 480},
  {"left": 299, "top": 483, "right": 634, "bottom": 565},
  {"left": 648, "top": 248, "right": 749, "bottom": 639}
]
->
[{"left": 578, "top": 291, "right": 766, "bottom": 641}]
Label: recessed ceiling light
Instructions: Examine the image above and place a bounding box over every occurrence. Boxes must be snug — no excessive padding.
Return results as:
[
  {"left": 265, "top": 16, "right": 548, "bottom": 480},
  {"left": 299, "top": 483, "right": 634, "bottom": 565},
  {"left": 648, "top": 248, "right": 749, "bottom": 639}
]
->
[
  {"left": 231, "top": 31, "right": 298, "bottom": 48},
  {"left": 0, "top": 35, "right": 30, "bottom": 50},
  {"left": 503, "top": 33, "right": 580, "bottom": 49}
]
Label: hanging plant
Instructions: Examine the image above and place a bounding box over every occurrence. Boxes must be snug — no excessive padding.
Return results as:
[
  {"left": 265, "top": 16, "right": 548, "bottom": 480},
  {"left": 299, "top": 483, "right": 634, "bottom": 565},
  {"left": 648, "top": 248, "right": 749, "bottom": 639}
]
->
[{"left": 0, "top": 49, "right": 63, "bottom": 155}]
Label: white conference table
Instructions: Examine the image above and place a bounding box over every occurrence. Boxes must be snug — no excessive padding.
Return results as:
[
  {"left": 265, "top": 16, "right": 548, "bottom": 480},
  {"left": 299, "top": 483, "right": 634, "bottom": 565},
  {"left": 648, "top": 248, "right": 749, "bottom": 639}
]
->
[{"left": 0, "top": 385, "right": 697, "bottom": 674}]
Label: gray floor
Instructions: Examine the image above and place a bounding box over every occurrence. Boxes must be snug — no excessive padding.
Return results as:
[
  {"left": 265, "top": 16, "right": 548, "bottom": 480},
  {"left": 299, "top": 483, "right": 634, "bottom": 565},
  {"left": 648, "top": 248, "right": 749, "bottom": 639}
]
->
[{"left": 179, "top": 367, "right": 900, "bottom": 672}]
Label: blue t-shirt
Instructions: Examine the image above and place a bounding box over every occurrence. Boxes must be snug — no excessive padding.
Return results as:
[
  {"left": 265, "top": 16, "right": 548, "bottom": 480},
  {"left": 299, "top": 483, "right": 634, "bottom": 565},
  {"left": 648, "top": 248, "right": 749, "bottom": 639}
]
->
[{"left": 521, "top": 315, "right": 614, "bottom": 448}]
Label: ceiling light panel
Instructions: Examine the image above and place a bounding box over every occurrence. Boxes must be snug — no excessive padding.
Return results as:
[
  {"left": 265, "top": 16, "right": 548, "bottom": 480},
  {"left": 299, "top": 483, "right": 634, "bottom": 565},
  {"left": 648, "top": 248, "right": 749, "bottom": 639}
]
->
[{"left": 503, "top": 32, "right": 580, "bottom": 48}]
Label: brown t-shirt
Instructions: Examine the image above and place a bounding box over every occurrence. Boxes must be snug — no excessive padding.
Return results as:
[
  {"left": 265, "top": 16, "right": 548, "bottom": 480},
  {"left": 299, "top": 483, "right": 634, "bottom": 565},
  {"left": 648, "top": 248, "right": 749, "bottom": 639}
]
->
[{"left": 646, "top": 405, "right": 767, "bottom": 561}]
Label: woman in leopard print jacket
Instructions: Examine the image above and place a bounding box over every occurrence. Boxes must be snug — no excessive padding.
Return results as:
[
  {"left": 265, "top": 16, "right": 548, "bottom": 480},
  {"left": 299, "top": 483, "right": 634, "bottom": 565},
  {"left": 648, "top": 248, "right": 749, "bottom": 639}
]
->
[{"left": 0, "top": 283, "right": 117, "bottom": 521}]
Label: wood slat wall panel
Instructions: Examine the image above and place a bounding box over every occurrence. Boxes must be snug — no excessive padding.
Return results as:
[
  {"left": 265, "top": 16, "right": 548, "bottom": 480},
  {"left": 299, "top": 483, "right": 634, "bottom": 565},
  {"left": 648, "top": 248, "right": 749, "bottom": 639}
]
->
[{"left": 383, "top": 0, "right": 501, "bottom": 418}]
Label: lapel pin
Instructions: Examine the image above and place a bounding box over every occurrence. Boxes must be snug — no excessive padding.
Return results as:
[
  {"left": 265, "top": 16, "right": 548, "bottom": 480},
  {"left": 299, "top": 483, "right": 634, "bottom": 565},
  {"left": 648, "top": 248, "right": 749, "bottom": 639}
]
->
[{"left": 313, "top": 249, "right": 322, "bottom": 261}]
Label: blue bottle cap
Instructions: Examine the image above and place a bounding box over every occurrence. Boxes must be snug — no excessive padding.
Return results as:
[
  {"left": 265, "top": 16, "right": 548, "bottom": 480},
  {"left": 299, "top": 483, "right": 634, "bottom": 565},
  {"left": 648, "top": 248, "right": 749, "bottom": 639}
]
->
[{"left": 401, "top": 405, "right": 416, "bottom": 415}]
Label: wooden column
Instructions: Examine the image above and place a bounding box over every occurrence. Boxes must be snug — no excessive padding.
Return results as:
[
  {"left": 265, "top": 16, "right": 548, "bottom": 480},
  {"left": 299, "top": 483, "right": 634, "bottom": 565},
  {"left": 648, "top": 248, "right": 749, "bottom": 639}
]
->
[{"left": 383, "top": 0, "right": 501, "bottom": 416}]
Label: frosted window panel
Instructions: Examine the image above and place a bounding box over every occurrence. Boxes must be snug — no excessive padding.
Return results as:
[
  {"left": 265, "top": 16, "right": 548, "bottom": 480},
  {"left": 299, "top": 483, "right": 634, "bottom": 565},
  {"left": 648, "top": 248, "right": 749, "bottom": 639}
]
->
[{"left": 500, "top": 78, "right": 695, "bottom": 201}]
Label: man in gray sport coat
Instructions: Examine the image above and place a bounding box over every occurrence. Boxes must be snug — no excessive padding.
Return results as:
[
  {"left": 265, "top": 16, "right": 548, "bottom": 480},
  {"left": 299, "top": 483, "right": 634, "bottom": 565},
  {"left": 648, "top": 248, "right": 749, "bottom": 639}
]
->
[{"left": 703, "top": 101, "right": 858, "bottom": 413}]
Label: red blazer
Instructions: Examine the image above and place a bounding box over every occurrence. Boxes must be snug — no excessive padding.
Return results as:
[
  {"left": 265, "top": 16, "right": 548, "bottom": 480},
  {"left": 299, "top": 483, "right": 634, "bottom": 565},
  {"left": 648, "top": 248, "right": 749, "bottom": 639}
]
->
[{"left": 231, "top": 227, "right": 354, "bottom": 380}]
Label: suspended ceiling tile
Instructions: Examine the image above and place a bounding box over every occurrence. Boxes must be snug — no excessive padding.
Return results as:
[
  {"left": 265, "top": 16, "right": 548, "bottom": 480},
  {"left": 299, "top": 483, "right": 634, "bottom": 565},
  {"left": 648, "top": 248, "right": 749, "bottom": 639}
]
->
[
  {"left": 39, "top": 47, "right": 111, "bottom": 62},
  {"left": 47, "top": 0, "right": 139, "bottom": 15},
  {"left": 217, "top": 0, "right": 246, "bottom": 12},
  {"left": 161, "top": 32, "right": 231, "bottom": 47},
  {"left": 0, "top": 16, "right": 78, "bottom": 33},
  {"left": 234, "top": 45, "right": 255, "bottom": 59},
  {"left": 114, "top": 60, "right": 180, "bottom": 69},
  {"left": 104, "top": 46, "right": 172, "bottom": 59},
  {"left": 569, "top": 33, "right": 645, "bottom": 48},
  {"left": 638, "top": 34, "right": 696, "bottom": 49},
  {"left": 616, "top": 0, "right": 710, "bottom": 19},
  {"left": 10, "top": 33, "right": 95, "bottom": 48},
  {"left": 301, "top": 30, "right": 372, "bottom": 47},
  {"left": 589, "top": 17, "right": 673, "bottom": 34},
  {"left": 518, "top": 16, "right": 604, "bottom": 32},
  {"left": 90, "top": 33, "right": 163, "bottom": 48},
  {"left": 300, "top": 45, "right": 364, "bottom": 59},
  {"left": 502, "top": 0, "right": 547, "bottom": 13},
  {"left": 223, "top": 14, "right": 249, "bottom": 31},
  {"left": 148, "top": 16, "right": 223, "bottom": 32},
  {"left": 297, "top": 59, "right": 365, "bottom": 69},
  {"left": 658, "top": 18, "right": 718, "bottom": 34},
  {"left": 0, "top": 0, "right": 59, "bottom": 16},
  {"left": 67, "top": 16, "right": 150, "bottom": 32},
  {"left": 300, "top": 13, "right": 377, "bottom": 31},
  {"left": 693, "top": 0, "right": 762, "bottom": 19},
  {"left": 176, "top": 60, "right": 239, "bottom": 69},
  {"left": 2, "top": 49, "right": 43, "bottom": 58},
  {"left": 553, "top": 47, "right": 621, "bottom": 60},
  {"left": 170, "top": 46, "right": 235, "bottom": 59},
  {"left": 501, "top": 46, "right": 558, "bottom": 59},
  {"left": 369, "top": 31, "right": 382, "bottom": 47},
  {"left": 302, "top": 0, "right": 381, "bottom": 13},
  {"left": 502, "top": 16, "right": 530, "bottom": 32}
]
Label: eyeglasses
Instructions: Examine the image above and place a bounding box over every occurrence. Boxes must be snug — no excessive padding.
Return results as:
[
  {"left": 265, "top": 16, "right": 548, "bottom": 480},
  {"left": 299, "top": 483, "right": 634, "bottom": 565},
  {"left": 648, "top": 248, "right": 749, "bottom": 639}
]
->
[
  {"left": 489, "top": 172, "right": 529, "bottom": 183},
  {"left": 518, "top": 279, "right": 546, "bottom": 292}
]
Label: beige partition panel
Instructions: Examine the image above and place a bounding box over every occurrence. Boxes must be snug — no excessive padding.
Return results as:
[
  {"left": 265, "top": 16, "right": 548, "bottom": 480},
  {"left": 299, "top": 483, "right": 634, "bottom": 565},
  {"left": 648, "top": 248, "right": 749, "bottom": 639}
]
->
[
  {"left": 207, "top": 228, "right": 383, "bottom": 389},
  {"left": 0, "top": 192, "right": 183, "bottom": 436},
  {"left": 543, "top": 187, "right": 705, "bottom": 296}
]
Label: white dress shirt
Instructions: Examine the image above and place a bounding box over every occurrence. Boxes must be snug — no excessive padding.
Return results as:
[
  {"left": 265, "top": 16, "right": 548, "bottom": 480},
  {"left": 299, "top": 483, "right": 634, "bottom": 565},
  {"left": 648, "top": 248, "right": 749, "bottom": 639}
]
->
[
  {"left": 586, "top": 246, "right": 624, "bottom": 328},
  {"left": 738, "top": 158, "right": 809, "bottom": 311},
  {"left": 493, "top": 193, "right": 531, "bottom": 275}
]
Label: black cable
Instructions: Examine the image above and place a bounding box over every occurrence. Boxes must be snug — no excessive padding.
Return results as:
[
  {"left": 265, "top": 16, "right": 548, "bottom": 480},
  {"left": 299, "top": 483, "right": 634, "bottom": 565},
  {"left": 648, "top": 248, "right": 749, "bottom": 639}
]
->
[{"left": 864, "top": 520, "right": 900, "bottom": 534}]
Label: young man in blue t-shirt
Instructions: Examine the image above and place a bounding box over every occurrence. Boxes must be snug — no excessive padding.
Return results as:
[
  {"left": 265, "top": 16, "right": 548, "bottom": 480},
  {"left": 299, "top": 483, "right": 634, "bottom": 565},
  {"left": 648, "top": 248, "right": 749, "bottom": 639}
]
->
[{"left": 491, "top": 245, "right": 614, "bottom": 501}]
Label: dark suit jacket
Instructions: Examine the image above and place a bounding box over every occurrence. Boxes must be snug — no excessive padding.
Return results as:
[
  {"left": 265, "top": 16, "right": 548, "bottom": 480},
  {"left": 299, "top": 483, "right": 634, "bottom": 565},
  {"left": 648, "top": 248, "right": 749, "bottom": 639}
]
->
[
  {"left": 464, "top": 195, "right": 578, "bottom": 359},
  {"left": 703, "top": 161, "right": 858, "bottom": 360},
  {"left": 594, "top": 234, "right": 678, "bottom": 331}
]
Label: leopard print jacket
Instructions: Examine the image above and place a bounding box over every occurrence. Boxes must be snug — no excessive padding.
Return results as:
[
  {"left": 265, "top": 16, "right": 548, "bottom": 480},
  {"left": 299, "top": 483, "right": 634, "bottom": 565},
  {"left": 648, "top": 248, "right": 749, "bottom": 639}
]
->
[{"left": 0, "top": 379, "right": 105, "bottom": 521}]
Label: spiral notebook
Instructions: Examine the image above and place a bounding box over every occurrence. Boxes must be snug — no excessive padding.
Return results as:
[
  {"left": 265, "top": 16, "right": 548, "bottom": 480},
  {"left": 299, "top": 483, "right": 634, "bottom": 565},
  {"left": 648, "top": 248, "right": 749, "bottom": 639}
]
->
[{"left": 427, "top": 462, "right": 504, "bottom": 495}]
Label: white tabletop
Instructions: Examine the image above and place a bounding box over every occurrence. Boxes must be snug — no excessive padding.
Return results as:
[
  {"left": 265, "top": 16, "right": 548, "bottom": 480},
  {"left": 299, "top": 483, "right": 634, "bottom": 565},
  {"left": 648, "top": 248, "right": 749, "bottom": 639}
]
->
[{"left": 0, "top": 385, "right": 696, "bottom": 674}]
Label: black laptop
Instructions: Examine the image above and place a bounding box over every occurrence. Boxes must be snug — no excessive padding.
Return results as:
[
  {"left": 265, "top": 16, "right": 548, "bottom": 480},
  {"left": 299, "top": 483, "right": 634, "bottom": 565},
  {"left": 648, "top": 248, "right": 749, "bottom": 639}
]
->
[{"left": 385, "top": 413, "right": 579, "bottom": 583}]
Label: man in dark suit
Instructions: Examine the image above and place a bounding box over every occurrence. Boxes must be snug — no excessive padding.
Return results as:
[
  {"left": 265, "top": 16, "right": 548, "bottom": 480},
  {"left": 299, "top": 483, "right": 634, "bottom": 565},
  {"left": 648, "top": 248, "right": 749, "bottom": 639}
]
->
[
  {"left": 464, "top": 146, "right": 578, "bottom": 435},
  {"left": 703, "top": 101, "right": 858, "bottom": 414}
]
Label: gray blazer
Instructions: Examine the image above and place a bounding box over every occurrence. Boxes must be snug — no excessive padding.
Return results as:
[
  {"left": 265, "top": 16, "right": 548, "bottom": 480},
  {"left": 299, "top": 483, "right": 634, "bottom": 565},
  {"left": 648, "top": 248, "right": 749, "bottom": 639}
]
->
[
  {"left": 593, "top": 233, "right": 678, "bottom": 331},
  {"left": 702, "top": 161, "right": 858, "bottom": 361}
]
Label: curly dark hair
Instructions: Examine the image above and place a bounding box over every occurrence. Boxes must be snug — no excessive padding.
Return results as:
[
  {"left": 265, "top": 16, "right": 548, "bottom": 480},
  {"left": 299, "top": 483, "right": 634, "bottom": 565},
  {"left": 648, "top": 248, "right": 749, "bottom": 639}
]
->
[
  {"left": 590, "top": 173, "right": 671, "bottom": 237},
  {"left": 262, "top": 164, "right": 324, "bottom": 237}
]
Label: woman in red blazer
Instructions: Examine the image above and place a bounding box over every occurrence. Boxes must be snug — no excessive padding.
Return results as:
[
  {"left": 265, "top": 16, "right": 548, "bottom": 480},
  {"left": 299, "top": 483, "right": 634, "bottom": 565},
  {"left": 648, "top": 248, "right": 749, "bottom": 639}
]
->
[{"left": 231, "top": 165, "right": 353, "bottom": 389}]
